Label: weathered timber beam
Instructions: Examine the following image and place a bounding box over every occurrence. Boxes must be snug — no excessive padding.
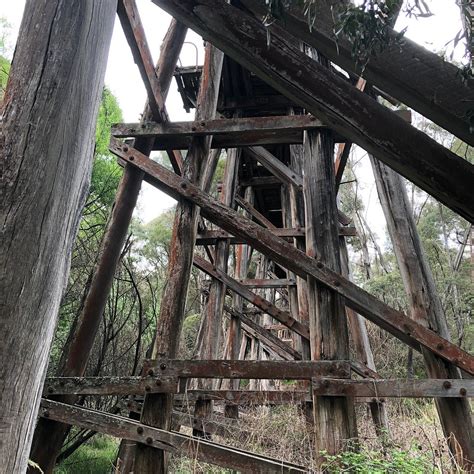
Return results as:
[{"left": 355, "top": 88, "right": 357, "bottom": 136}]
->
[
  {"left": 39, "top": 400, "right": 307, "bottom": 472},
  {"left": 117, "top": 0, "right": 183, "bottom": 172},
  {"left": 176, "top": 390, "right": 310, "bottom": 404},
  {"left": 313, "top": 378, "right": 474, "bottom": 398},
  {"left": 240, "top": 279, "right": 296, "bottom": 288},
  {"left": 43, "top": 377, "right": 178, "bottom": 396},
  {"left": 150, "top": 0, "right": 474, "bottom": 222},
  {"left": 142, "top": 359, "right": 350, "bottom": 379},
  {"left": 196, "top": 226, "right": 356, "bottom": 245},
  {"left": 246, "top": 146, "right": 303, "bottom": 188},
  {"left": 242, "top": 1, "right": 474, "bottom": 146},
  {"left": 112, "top": 114, "right": 340, "bottom": 150},
  {"left": 193, "top": 254, "right": 310, "bottom": 340},
  {"left": 109, "top": 141, "right": 474, "bottom": 375},
  {"left": 172, "top": 410, "right": 242, "bottom": 438},
  {"left": 117, "top": 0, "right": 165, "bottom": 120},
  {"left": 224, "top": 304, "right": 302, "bottom": 361},
  {"left": 235, "top": 195, "right": 277, "bottom": 229}
]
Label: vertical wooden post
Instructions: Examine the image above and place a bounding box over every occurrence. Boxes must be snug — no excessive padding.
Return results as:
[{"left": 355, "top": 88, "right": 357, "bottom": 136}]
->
[
  {"left": 28, "top": 19, "right": 187, "bottom": 472},
  {"left": 0, "top": 1, "right": 117, "bottom": 471},
  {"left": 222, "top": 184, "right": 252, "bottom": 417},
  {"left": 134, "top": 43, "right": 224, "bottom": 473},
  {"left": 339, "top": 238, "right": 390, "bottom": 440},
  {"left": 194, "top": 147, "right": 240, "bottom": 434},
  {"left": 303, "top": 128, "right": 357, "bottom": 459},
  {"left": 371, "top": 157, "right": 474, "bottom": 469}
]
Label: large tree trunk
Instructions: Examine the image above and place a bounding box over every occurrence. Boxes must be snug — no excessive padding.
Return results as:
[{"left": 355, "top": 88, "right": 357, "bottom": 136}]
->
[
  {"left": 0, "top": 1, "right": 116, "bottom": 472},
  {"left": 371, "top": 158, "right": 474, "bottom": 469},
  {"left": 28, "top": 17, "right": 186, "bottom": 473}
]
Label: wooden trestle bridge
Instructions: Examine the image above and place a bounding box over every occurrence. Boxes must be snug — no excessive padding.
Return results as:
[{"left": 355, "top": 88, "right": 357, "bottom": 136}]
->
[{"left": 33, "top": 0, "right": 474, "bottom": 472}]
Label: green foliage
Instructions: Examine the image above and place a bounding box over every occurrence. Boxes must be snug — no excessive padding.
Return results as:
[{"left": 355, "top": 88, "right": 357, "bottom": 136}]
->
[
  {"left": 0, "top": 17, "right": 11, "bottom": 100},
  {"left": 321, "top": 445, "right": 432, "bottom": 473},
  {"left": 55, "top": 436, "right": 118, "bottom": 473}
]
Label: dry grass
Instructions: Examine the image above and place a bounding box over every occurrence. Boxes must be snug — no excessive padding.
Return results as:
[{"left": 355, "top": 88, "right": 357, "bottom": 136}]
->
[{"left": 170, "top": 399, "right": 469, "bottom": 473}]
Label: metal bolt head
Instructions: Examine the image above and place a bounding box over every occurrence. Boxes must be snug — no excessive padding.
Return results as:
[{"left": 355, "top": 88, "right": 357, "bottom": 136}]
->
[
  {"left": 145, "top": 385, "right": 151, "bottom": 392},
  {"left": 443, "top": 381, "right": 452, "bottom": 389},
  {"left": 460, "top": 388, "right": 467, "bottom": 396},
  {"left": 137, "top": 426, "right": 144, "bottom": 435},
  {"left": 156, "top": 380, "right": 162, "bottom": 386},
  {"left": 160, "top": 363, "right": 167, "bottom": 370},
  {"left": 146, "top": 437, "right": 153, "bottom": 445}
]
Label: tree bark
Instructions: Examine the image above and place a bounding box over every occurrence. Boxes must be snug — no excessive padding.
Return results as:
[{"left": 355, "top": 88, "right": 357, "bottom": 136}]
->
[
  {"left": 28, "top": 16, "right": 186, "bottom": 473},
  {"left": 0, "top": 1, "right": 116, "bottom": 472},
  {"left": 371, "top": 157, "right": 474, "bottom": 469}
]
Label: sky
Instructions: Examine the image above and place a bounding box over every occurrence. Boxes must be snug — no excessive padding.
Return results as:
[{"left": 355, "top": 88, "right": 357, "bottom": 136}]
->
[{"left": 0, "top": 0, "right": 467, "bottom": 240}]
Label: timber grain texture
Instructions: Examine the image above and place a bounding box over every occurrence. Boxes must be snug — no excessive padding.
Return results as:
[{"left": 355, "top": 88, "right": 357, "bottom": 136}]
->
[
  {"left": 243, "top": 0, "right": 474, "bottom": 146},
  {"left": 109, "top": 140, "right": 474, "bottom": 377},
  {"left": 0, "top": 1, "right": 116, "bottom": 472},
  {"left": 150, "top": 0, "right": 474, "bottom": 223},
  {"left": 39, "top": 400, "right": 307, "bottom": 472}
]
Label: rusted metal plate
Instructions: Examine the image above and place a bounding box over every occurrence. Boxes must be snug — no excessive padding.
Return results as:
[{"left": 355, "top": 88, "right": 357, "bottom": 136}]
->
[
  {"left": 143, "top": 359, "right": 350, "bottom": 379},
  {"left": 312, "top": 378, "right": 474, "bottom": 398}
]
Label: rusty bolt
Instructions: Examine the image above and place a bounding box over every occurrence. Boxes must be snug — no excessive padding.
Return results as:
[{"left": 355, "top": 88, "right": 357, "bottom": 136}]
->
[
  {"left": 322, "top": 379, "right": 330, "bottom": 388},
  {"left": 191, "top": 126, "right": 197, "bottom": 131},
  {"left": 460, "top": 388, "right": 467, "bottom": 396},
  {"left": 443, "top": 381, "right": 452, "bottom": 389},
  {"left": 160, "top": 363, "right": 167, "bottom": 370},
  {"left": 180, "top": 183, "right": 187, "bottom": 190},
  {"left": 436, "top": 343, "right": 444, "bottom": 351},
  {"left": 147, "top": 369, "right": 155, "bottom": 377},
  {"left": 200, "top": 121, "right": 205, "bottom": 126},
  {"left": 129, "top": 156, "right": 134, "bottom": 161},
  {"left": 137, "top": 426, "right": 144, "bottom": 435},
  {"left": 316, "top": 262, "right": 323, "bottom": 269},
  {"left": 43, "top": 410, "right": 50, "bottom": 418},
  {"left": 123, "top": 146, "right": 129, "bottom": 152},
  {"left": 146, "top": 437, "right": 153, "bottom": 445},
  {"left": 145, "top": 385, "right": 151, "bottom": 392},
  {"left": 156, "top": 379, "right": 162, "bottom": 386}
]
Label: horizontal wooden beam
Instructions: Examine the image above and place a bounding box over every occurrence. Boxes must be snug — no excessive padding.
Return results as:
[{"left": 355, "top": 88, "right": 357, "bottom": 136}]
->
[
  {"left": 143, "top": 359, "right": 350, "bottom": 379},
  {"left": 150, "top": 0, "right": 474, "bottom": 223},
  {"left": 312, "top": 378, "right": 474, "bottom": 398},
  {"left": 112, "top": 115, "right": 346, "bottom": 150},
  {"left": 195, "top": 226, "right": 356, "bottom": 245},
  {"left": 242, "top": 1, "right": 473, "bottom": 146},
  {"left": 240, "top": 278, "right": 296, "bottom": 288},
  {"left": 176, "top": 390, "right": 310, "bottom": 404},
  {"left": 193, "top": 254, "right": 310, "bottom": 340},
  {"left": 43, "top": 376, "right": 178, "bottom": 396},
  {"left": 40, "top": 400, "right": 307, "bottom": 472},
  {"left": 109, "top": 140, "right": 474, "bottom": 376}
]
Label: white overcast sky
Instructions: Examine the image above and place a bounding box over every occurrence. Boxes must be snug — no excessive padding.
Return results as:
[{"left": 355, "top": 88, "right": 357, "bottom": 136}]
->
[{"left": 0, "top": 1, "right": 466, "bottom": 232}]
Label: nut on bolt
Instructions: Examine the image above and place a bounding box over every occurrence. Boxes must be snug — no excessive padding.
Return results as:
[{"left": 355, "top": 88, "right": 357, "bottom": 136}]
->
[
  {"left": 443, "top": 380, "right": 452, "bottom": 389},
  {"left": 160, "top": 363, "right": 167, "bottom": 370}
]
